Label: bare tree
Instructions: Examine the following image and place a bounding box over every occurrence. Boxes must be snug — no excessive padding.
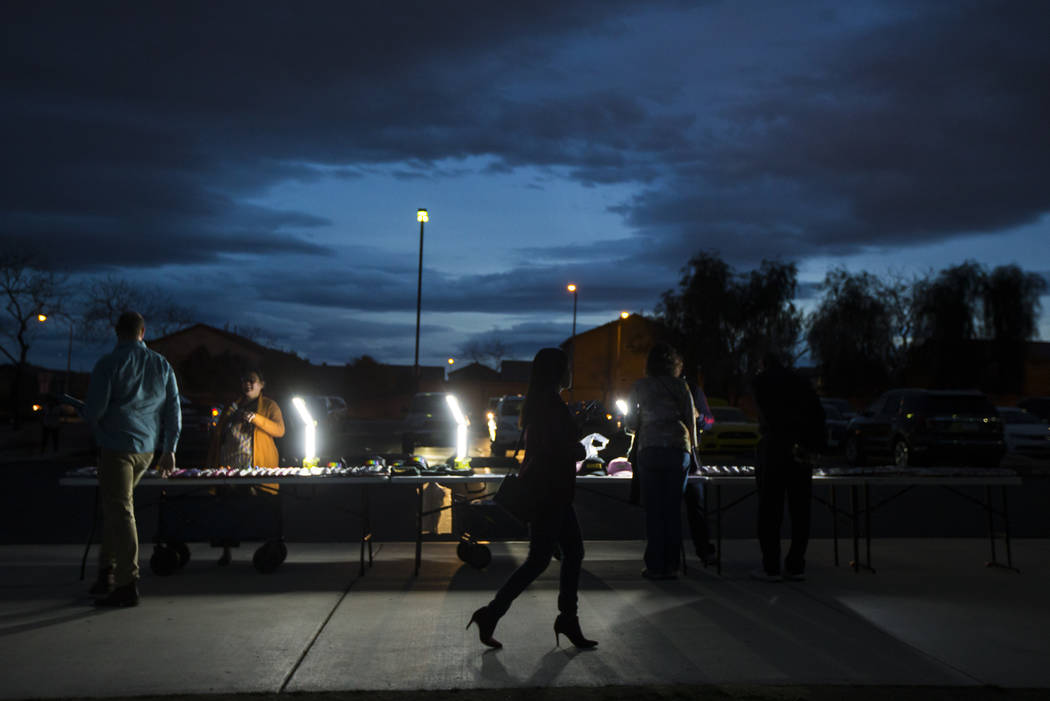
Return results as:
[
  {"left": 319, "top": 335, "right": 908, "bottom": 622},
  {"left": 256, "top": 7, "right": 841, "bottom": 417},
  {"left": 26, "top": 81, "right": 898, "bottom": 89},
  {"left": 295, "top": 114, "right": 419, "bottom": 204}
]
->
[
  {"left": 0, "top": 249, "right": 67, "bottom": 425},
  {"left": 81, "top": 275, "right": 194, "bottom": 341},
  {"left": 458, "top": 338, "right": 509, "bottom": 369}
]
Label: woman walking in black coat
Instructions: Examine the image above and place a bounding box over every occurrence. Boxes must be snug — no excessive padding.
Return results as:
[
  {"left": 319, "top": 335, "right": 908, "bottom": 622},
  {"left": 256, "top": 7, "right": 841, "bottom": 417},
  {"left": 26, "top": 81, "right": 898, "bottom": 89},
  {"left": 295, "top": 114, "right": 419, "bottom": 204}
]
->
[{"left": 467, "top": 347, "right": 601, "bottom": 649}]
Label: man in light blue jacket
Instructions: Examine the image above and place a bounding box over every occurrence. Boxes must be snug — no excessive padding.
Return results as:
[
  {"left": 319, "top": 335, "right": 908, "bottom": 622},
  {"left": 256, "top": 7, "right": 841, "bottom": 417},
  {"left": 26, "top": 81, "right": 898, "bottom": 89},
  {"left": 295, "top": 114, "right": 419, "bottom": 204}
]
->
[{"left": 84, "top": 311, "right": 181, "bottom": 606}]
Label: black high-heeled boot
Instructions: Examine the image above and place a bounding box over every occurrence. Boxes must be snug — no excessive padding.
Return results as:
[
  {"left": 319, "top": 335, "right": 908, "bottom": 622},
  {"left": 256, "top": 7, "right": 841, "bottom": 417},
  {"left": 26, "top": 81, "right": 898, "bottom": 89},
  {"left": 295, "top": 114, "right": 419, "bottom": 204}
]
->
[
  {"left": 467, "top": 606, "right": 502, "bottom": 648},
  {"left": 554, "top": 614, "right": 597, "bottom": 648}
]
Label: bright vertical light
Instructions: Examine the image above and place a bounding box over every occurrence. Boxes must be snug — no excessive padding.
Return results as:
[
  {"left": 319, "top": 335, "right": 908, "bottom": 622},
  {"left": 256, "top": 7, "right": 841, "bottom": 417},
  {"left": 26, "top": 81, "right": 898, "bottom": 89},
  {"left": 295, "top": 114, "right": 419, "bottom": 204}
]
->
[
  {"left": 291, "top": 396, "right": 317, "bottom": 463},
  {"left": 615, "top": 398, "right": 629, "bottom": 416},
  {"left": 445, "top": 394, "right": 469, "bottom": 460},
  {"left": 417, "top": 208, "right": 429, "bottom": 223}
]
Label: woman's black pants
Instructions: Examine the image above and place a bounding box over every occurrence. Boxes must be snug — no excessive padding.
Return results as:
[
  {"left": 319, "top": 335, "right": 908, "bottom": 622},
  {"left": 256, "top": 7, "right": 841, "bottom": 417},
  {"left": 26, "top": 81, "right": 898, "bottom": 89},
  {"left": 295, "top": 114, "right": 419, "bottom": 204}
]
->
[{"left": 489, "top": 502, "right": 583, "bottom": 618}]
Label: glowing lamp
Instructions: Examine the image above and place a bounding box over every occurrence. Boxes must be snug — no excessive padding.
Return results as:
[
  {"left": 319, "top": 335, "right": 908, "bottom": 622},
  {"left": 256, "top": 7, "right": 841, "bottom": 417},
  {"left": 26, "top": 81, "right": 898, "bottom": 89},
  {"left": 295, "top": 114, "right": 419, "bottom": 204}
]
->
[
  {"left": 37, "top": 314, "right": 47, "bottom": 322},
  {"left": 567, "top": 283, "right": 576, "bottom": 293},
  {"left": 620, "top": 311, "right": 629, "bottom": 319},
  {"left": 417, "top": 208, "right": 429, "bottom": 223},
  {"left": 615, "top": 398, "right": 629, "bottom": 416},
  {"left": 291, "top": 396, "right": 318, "bottom": 465},
  {"left": 447, "top": 358, "right": 454, "bottom": 365},
  {"left": 445, "top": 394, "right": 469, "bottom": 461},
  {"left": 32, "top": 404, "right": 42, "bottom": 412}
]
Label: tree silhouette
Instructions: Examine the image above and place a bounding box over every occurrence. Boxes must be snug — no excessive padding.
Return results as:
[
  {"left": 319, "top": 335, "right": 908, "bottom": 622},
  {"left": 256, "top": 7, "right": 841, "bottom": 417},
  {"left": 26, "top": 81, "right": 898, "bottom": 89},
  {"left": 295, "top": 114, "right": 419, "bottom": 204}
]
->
[
  {"left": 806, "top": 269, "right": 906, "bottom": 398},
  {"left": 658, "top": 252, "right": 801, "bottom": 401}
]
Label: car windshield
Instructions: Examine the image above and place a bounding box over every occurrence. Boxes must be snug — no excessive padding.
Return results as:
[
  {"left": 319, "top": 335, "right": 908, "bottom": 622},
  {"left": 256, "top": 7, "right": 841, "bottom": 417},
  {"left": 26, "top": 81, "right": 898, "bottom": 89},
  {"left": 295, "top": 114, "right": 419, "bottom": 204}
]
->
[
  {"left": 500, "top": 399, "right": 523, "bottom": 416},
  {"left": 410, "top": 395, "right": 447, "bottom": 414},
  {"left": 712, "top": 407, "right": 747, "bottom": 422},
  {"left": 1000, "top": 410, "right": 1042, "bottom": 425},
  {"left": 920, "top": 395, "right": 994, "bottom": 417}
]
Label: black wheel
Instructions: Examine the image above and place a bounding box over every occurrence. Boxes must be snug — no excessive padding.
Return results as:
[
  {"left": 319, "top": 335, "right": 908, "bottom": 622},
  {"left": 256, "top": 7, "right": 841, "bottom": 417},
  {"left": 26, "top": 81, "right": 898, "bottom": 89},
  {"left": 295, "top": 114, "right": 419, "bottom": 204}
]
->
[
  {"left": 150, "top": 544, "right": 180, "bottom": 576},
  {"left": 893, "top": 438, "right": 910, "bottom": 467},
  {"left": 253, "top": 539, "right": 287, "bottom": 573},
  {"left": 467, "top": 544, "right": 491, "bottom": 569},
  {"left": 172, "top": 541, "right": 191, "bottom": 569},
  {"left": 845, "top": 436, "right": 863, "bottom": 466},
  {"left": 456, "top": 540, "right": 471, "bottom": 563}
]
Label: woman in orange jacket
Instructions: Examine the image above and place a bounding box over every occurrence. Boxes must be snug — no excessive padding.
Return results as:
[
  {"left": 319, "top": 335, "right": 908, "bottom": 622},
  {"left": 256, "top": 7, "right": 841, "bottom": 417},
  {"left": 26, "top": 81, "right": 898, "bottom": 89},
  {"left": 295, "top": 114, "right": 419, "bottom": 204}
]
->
[{"left": 206, "top": 369, "right": 285, "bottom": 564}]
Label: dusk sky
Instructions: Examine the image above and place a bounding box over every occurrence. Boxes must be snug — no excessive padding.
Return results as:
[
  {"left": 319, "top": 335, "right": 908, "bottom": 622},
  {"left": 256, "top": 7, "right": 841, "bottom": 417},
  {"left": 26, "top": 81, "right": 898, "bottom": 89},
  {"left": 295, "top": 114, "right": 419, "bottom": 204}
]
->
[{"left": 5, "top": 1, "right": 1049, "bottom": 373}]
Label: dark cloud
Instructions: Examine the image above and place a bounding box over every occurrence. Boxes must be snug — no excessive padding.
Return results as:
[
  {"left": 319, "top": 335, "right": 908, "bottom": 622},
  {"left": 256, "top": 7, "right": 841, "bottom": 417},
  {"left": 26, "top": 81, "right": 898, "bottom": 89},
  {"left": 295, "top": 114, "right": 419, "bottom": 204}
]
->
[{"left": 621, "top": 2, "right": 1050, "bottom": 266}]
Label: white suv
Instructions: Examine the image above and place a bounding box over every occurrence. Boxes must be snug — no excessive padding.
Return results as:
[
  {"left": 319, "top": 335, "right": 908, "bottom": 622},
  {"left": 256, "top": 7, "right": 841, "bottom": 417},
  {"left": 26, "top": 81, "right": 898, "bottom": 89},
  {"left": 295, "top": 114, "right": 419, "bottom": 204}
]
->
[{"left": 490, "top": 395, "right": 524, "bottom": 455}]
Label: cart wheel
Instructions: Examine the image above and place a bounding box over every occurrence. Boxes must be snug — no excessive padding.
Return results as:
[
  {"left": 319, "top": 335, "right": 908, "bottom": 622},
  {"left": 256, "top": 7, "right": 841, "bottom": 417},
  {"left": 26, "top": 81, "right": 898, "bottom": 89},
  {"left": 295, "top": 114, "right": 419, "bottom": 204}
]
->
[
  {"left": 253, "top": 539, "right": 287, "bottom": 573},
  {"left": 150, "top": 544, "right": 180, "bottom": 576},
  {"left": 467, "top": 544, "right": 491, "bottom": 569},
  {"left": 456, "top": 540, "right": 471, "bottom": 563},
  {"left": 172, "top": 541, "right": 191, "bottom": 569}
]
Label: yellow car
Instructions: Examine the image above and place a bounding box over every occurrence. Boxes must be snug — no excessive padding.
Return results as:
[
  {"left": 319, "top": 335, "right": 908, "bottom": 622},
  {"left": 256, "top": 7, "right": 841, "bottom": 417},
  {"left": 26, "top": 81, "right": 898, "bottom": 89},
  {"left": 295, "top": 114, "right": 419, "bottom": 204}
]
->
[{"left": 701, "top": 406, "right": 761, "bottom": 454}]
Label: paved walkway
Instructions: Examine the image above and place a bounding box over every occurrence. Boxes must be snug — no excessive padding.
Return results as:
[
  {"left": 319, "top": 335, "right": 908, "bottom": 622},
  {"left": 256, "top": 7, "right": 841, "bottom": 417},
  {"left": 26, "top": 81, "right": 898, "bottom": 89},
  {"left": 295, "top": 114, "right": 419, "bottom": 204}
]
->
[{"left": 1, "top": 538, "right": 1048, "bottom": 699}]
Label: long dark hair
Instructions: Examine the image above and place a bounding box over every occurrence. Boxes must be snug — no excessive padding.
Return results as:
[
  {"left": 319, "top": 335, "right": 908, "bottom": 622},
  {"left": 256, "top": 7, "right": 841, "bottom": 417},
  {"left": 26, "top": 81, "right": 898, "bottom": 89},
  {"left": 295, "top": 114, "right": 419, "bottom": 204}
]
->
[
  {"left": 520, "top": 347, "right": 568, "bottom": 429},
  {"left": 645, "top": 342, "right": 683, "bottom": 378}
]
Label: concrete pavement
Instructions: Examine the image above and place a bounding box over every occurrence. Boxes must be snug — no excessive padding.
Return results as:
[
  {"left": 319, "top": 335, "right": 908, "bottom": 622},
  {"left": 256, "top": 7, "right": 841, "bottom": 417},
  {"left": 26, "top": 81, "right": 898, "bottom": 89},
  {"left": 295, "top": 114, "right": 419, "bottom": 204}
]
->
[{"left": 1, "top": 538, "right": 1048, "bottom": 699}]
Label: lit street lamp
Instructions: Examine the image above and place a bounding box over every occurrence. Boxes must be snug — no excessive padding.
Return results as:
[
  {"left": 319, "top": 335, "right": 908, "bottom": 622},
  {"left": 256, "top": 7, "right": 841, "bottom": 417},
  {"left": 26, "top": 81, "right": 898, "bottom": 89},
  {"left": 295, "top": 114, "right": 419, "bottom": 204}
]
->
[
  {"left": 567, "top": 283, "right": 578, "bottom": 401},
  {"left": 414, "top": 208, "right": 428, "bottom": 395},
  {"left": 37, "top": 313, "right": 74, "bottom": 393}
]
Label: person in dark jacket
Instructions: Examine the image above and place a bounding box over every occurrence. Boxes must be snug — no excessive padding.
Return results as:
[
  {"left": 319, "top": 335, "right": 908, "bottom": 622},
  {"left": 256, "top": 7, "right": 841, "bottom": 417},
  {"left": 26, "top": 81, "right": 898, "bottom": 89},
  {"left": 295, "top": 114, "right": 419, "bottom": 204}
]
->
[
  {"left": 750, "top": 352, "right": 825, "bottom": 582},
  {"left": 468, "top": 347, "right": 602, "bottom": 649}
]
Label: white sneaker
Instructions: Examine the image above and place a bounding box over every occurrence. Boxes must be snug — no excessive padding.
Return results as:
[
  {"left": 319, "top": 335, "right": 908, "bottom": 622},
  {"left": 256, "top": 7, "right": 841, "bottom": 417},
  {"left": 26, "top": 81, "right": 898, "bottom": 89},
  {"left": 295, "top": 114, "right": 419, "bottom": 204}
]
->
[{"left": 749, "top": 568, "right": 782, "bottom": 582}]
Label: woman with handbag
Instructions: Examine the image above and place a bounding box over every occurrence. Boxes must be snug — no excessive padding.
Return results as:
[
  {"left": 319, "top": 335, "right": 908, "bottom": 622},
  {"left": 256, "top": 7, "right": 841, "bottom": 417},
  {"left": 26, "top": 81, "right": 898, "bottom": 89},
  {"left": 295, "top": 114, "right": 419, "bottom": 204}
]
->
[
  {"left": 467, "top": 347, "right": 601, "bottom": 649},
  {"left": 626, "top": 342, "right": 699, "bottom": 580}
]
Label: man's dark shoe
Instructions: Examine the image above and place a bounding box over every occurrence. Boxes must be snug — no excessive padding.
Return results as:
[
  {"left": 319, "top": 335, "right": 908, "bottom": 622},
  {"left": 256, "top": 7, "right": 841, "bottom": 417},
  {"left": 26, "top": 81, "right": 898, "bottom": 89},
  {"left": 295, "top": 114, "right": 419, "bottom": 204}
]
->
[
  {"left": 88, "top": 569, "right": 114, "bottom": 597},
  {"left": 94, "top": 582, "right": 139, "bottom": 607},
  {"left": 783, "top": 570, "right": 806, "bottom": 582}
]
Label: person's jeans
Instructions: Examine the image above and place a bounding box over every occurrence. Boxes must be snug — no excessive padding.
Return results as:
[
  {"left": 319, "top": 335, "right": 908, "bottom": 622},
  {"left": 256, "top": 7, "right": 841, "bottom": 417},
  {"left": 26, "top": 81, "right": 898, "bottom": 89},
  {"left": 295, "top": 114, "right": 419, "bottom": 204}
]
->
[
  {"left": 755, "top": 440, "right": 812, "bottom": 575},
  {"left": 639, "top": 447, "right": 690, "bottom": 574},
  {"left": 98, "top": 449, "right": 153, "bottom": 586},
  {"left": 490, "top": 502, "right": 583, "bottom": 618}
]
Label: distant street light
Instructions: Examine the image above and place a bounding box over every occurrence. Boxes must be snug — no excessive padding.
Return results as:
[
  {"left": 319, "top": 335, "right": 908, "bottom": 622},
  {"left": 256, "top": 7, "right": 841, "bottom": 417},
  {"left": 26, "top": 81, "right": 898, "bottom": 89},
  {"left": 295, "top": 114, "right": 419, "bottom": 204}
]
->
[
  {"left": 414, "top": 208, "right": 428, "bottom": 395},
  {"left": 567, "top": 283, "right": 578, "bottom": 402},
  {"left": 614, "top": 312, "right": 629, "bottom": 403},
  {"left": 38, "top": 313, "right": 74, "bottom": 393}
]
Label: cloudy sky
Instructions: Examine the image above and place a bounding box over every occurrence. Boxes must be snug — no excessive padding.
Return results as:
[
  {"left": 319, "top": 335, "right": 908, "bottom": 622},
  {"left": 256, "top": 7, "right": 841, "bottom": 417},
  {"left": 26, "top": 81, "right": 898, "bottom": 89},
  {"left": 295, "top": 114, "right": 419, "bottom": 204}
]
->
[{"left": 5, "top": 0, "right": 1049, "bottom": 372}]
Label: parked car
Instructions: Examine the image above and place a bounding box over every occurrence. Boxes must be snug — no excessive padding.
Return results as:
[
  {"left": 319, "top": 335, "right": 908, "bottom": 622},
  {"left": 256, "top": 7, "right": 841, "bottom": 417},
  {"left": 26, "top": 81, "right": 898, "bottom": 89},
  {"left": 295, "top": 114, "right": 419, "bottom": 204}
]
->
[
  {"left": 821, "top": 397, "right": 855, "bottom": 420},
  {"left": 996, "top": 407, "right": 1050, "bottom": 459},
  {"left": 489, "top": 394, "right": 524, "bottom": 455},
  {"left": 823, "top": 405, "right": 850, "bottom": 452},
  {"left": 701, "top": 406, "right": 760, "bottom": 454},
  {"left": 1017, "top": 397, "right": 1050, "bottom": 424},
  {"left": 402, "top": 392, "right": 456, "bottom": 454},
  {"left": 844, "top": 389, "right": 1004, "bottom": 468}
]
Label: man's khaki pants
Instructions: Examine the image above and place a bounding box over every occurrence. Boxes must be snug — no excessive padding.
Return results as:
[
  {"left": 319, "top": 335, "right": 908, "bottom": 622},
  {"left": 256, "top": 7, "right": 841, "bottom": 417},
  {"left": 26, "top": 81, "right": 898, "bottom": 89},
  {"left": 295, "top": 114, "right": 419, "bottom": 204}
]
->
[{"left": 98, "top": 450, "right": 153, "bottom": 586}]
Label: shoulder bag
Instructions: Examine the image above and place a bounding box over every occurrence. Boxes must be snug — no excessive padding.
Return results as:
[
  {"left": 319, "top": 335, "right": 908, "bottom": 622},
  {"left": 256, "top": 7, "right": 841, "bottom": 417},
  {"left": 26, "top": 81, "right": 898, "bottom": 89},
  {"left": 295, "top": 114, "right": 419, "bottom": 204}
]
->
[{"left": 492, "top": 429, "right": 533, "bottom": 523}]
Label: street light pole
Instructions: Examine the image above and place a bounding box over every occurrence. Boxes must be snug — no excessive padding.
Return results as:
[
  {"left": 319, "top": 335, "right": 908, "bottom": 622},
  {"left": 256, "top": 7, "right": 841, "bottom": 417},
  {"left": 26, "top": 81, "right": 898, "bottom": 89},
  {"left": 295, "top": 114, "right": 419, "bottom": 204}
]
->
[
  {"left": 567, "top": 283, "right": 577, "bottom": 402},
  {"left": 413, "top": 208, "right": 428, "bottom": 395}
]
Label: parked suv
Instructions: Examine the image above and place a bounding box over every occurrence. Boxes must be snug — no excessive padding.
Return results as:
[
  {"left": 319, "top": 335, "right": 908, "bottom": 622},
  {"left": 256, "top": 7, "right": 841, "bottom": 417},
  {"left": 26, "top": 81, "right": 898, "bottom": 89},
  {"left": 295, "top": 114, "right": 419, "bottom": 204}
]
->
[
  {"left": 489, "top": 394, "right": 524, "bottom": 455},
  {"left": 402, "top": 392, "right": 455, "bottom": 454},
  {"left": 844, "top": 389, "right": 1004, "bottom": 468}
]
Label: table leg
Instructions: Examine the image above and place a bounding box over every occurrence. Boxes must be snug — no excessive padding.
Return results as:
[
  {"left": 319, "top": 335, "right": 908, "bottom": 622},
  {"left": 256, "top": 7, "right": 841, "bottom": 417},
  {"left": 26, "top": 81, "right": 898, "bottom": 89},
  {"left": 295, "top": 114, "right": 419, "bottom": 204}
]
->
[
  {"left": 715, "top": 484, "right": 723, "bottom": 576},
  {"left": 414, "top": 484, "right": 423, "bottom": 577},
  {"left": 830, "top": 485, "right": 839, "bottom": 567},
  {"left": 850, "top": 485, "right": 860, "bottom": 573},
  {"left": 864, "top": 483, "right": 873, "bottom": 571}
]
